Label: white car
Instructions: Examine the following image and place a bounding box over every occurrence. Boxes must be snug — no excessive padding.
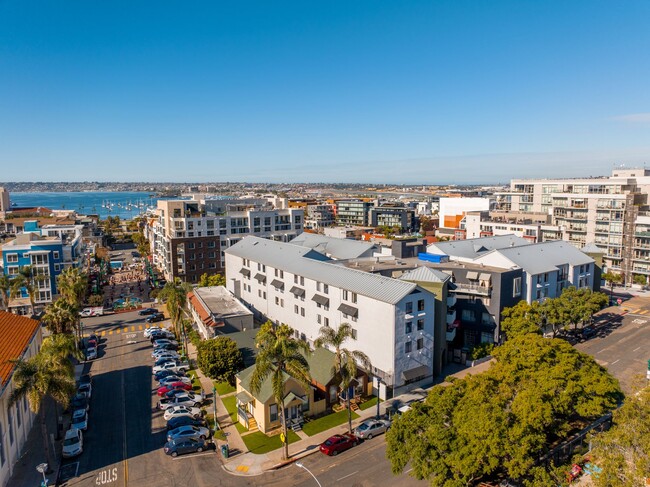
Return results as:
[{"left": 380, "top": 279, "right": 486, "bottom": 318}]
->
[
  {"left": 152, "top": 362, "right": 190, "bottom": 375},
  {"left": 78, "top": 383, "right": 92, "bottom": 399},
  {"left": 85, "top": 347, "right": 97, "bottom": 360},
  {"left": 144, "top": 326, "right": 162, "bottom": 338},
  {"left": 153, "top": 339, "right": 179, "bottom": 348},
  {"left": 158, "top": 376, "right": 192, "bottom": 386},
  {"left": 163, "top": 405, "right": 202, "bottom": 422},
  {"left": 71, "top": 409, "right": 88, "bottom": 431},
  {"left": 158, "top": 392, "right": 204, "bottom": 410},
  {"left": 62, "top": 428, "right": 83, "bottom": 458},
  {"left": 353, "top": 418, "right": 391, "bottom": 440},
  {"left": 152, "top": 349, "right": 180, "bottom": 359},
  {"left": 153, "top": 353, "right": 181, "bottom": 363}
]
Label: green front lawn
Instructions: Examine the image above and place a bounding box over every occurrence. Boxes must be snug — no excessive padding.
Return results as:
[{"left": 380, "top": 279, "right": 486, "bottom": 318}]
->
[
  {"left": 242, "top": 430, "right": 300, "bottom": 454},
  {"left": 214, "top": 381, "right": 236, "bottom": 395},
  {"left": 186, "top": 369, "right": 202, "bottom": 390},
  {"left": 221, "top": 395, "right": 248, "bottom": 433},
  {"left": 302, "top": 409, "right": 359, "bottom": 436},
  {"left": 359, "top": 396, "right": 379, "bottom": 410}
]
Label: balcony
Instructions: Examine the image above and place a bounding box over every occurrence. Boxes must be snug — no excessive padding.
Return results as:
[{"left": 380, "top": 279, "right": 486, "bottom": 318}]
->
[
  {"left": 446, "top": 294, "right": 457, "bottom": 307},
  {"left": 446, "top": 309, "right": 456, "bottom": 326},
  {"left": 453, "top": 283, "right": 491, "bottom": 296},
  {"left": 446, "top": 327, "right": 457, "bottom": 342}
]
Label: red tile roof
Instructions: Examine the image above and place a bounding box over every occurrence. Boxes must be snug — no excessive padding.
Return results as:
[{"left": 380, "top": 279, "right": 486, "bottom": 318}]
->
[
  {"left": 0, "top": 311, "right": 41, "bottom": 386},
  {"left": 188, "top": 292, "right": 223, "bottom": 328}
]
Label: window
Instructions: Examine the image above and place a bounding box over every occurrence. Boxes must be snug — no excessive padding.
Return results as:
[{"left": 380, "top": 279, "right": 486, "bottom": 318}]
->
[
  {"left": 316, "top": 282, "right": 322, "bottom": 292},
  {"left": 16, "top": 401, "right": 21, "bottom": 427},
  {"left": 323, "top": 284, "right": 329, "bottom": 294},
  {"left": 8, "top": 409, "right": 13, "bottom": 444},
  {"left": 300, "top": 307, "right": 305, "bottom": 317},
  {"left": 417, "top": 319, "right": 424, "bottom": 331},
  {"left": 54, "top": 264, "right": 60, "bottom": 271},
  {"left": 351, "top": 292, "right": 357, "bottom": 304},
  {"left": 324, "top": 317, "right": 329, "bottom": 327},
  {"left": 294, "top": 305, "right": 299, "bottom": 314},
  {"left": 270, "top": 403, "right": 278, "bottom": 422},
  {"left": 351, "top": 328, "right": 357, "bottom": 340},
  {"left": 481, "top": 332, "right": 494, "bottom": 344},
  {"left": 481, "top": 313, "right": 494, "bottom": 326},
  {"left": 405, "top": 321, "right": 412, "bottom": 334},
  {"left": 7, "top": 266, "right": 18, "bottom": 276},
  {"left": 417, "top": 338, "right": 424, "bottom": 350},
  {"left": 188, "top": 242, "right": 195, "bottom": 250},
  {"left": 6, "top": 253, "right": 18, "bottom": 263},
  {"left": 53, "top": 251, "right": 60, "bottom": 260},
  {"left": 343, "top": 290, "right": 348, "bottom": 300},
  {"left": 417, "top": 299, "right": 425, "bottom": 311},
  {"left": 317, "top": 314, "right": 321, "bottom": 324},
  {"left": 404, "top": 341, "right": 412, "bottom": 353},
  {"left": 513, "top": 277, "right": 522, "bottom": 297},
  {"left": 461, "top": 309, "right": 476, "bottom": 322},
  {"left": 405, "top": 302, "right": 413, "bottom": 314}
]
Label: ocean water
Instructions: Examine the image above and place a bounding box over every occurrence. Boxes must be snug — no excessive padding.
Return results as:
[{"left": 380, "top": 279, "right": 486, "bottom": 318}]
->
[{"left": 9, "top": 191, "right": 161, "bottom": 220}]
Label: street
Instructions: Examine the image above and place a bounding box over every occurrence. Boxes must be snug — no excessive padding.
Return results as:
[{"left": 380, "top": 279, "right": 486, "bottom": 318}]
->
[{"left": 60, "top": 310, "right": 423, "bottom": 487}]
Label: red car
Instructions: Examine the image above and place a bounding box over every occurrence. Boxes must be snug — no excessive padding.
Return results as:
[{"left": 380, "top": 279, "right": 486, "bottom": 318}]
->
[
  {"left": 157, "top": 382, "right": 192, "bottom": 397},
  {"left": 319, "top": 434, "right": 358, "bottom": 456}
]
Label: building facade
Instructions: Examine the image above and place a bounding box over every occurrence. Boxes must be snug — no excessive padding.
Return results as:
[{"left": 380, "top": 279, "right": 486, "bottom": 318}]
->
[
  {"left": 225, "top": 236, "right": 437, "bottom": 395},
  {"left": 335, "top": 200, "right": 373, "bottom": 227},
  {"left": 369, "top": 205, "right": 416, "bottom": 232},
  {"left": 305, "top": 204, "right": 336, "bottom": 230}
]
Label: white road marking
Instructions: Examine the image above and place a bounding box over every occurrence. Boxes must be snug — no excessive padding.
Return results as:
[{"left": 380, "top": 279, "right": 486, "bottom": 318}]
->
[
  {"left": 611, "top": 359, "right": 620, "bottom": 365},
  {"left": 633, "top": 346, "right": 641, "bottom": 352},
  {"left": 171, "top": 451, "right": 215, "bottom": 460},
  {"left": 597, "top": 348, "right": 607, "bottom": 354},
  {"left": 336, "top": 471, "right": 359, "bottom": 481}
]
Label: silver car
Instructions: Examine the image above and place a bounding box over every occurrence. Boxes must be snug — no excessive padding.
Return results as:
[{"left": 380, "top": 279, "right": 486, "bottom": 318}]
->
[{"left": 353, "top": 418, "right": 391, "bottom": 440}]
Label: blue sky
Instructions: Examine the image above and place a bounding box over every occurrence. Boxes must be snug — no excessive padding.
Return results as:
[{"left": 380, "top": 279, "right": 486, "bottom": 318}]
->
[{"left": 1, "top": 1, "right": 649, "bottom": 184}]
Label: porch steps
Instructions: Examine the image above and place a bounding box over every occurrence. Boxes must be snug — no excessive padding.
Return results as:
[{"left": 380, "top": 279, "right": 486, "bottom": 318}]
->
[
  {"left": 290, "top": 421, "right": 303, "bottom": 432},
  {"left": 350, "top": 402, "right": 360, "bottom": 412},
  {"left": 247, "top": 417, "right": 258, "bottom": 432}
]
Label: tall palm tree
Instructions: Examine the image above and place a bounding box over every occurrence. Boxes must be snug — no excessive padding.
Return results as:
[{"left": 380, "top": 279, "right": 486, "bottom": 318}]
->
[
  {"left": 315, "top": 323, "right": 371, "bottom": 434},
  {"left": 9, "top": 335, "right": 77, "bottom": 471},
  {"left": 159, "top": 278, "right": 191, "bottom": 334},
  {"left": 57, "top": 267, "right": 87, "bottom": 307},
  {"left": 0, "top": 275, "right": 10, "bottom": 311},
  {"left": 42, "top": 299, "right": 79, "bottom": 335},
  {"left": 250, "top": 322, "right": 311, "bottom": 461},
  {"left": 10, "top": 265, "right": 37, "bottom": 314}
]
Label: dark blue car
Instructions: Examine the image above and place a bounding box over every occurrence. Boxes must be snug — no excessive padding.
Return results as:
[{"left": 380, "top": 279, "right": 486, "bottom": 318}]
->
[
  {"left": 164, "top": 437, "right": 209, "bottom": 457},
  {"left": 166, "top": 416, "right": 207, "bottom": 431},
  {"left": 139, "top": 308, "right": 157, "bottom": 316}
]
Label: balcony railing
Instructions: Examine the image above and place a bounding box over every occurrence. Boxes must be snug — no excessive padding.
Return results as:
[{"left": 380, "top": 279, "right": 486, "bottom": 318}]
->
[
  {"left": 453, "top": 283, "right": 491, "bottom": 296},
  {"left": 446, "top": 309, "right": 457, "bottom": 326}
]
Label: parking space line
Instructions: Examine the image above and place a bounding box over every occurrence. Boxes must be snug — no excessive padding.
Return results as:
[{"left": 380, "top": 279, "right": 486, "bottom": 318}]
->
[
  {"left": 611, "top": 359, "right": 620, "bottom": 365},
  {"left": 633, "top": 346, "right": 641, "bottom": 352},
  {"left": 337, "top": 471, "right": 359, "bottom": 481},
  {"left": 172, "top": 451, "right": 216, "bottom": 460}
]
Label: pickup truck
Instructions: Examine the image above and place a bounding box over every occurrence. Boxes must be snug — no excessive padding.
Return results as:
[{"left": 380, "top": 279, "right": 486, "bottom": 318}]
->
[{"left": 153, "top": 361, "right": 190, "bottom": 375}]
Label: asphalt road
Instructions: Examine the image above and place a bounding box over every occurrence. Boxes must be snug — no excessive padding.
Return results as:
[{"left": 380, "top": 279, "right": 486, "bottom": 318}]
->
[
  {"left": 57, "top": 310, "right": 424, "bottom": 487},
  {"left": 576, "top": 297, "right": 650, "bottom": 394}
]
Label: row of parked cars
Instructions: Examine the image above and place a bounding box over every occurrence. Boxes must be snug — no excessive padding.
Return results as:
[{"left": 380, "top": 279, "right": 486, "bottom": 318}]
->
[
  {"left": 146, "top": 326, "right": 212, "bottom": 457},
  {"left": 63, "top": 373, "right": 93, "bottom": 459},
  {"left": 318, "top": 418, "right": 392, "bottom": 456}
]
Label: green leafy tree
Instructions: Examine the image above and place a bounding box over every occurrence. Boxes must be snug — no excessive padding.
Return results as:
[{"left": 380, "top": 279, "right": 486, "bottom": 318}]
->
[
  {"left": 556, "top": 287, "right": 608, "bottom": 331},
  {"left": 386, "top": 333, "right": 623, "bottom": 485},
  {"left": 0, "top": 274, "right": 10, "bottom": 311},
  {"left": 197, "top": 273, "right": 226, "bottom": 287},
  {"left": 87, "top": 294, "right": 104, "bottom": 306},
  {"left": 315, "top": 322, "right": 371, "bottom": 433},
  {"left": 197, "top": 336, "right": 244, "bottom": 385},
  {"left": 250, "top": 322, "right": 311, "bottom": 460},
  {"left": 42, "top": 298, "right": 79, "bottom": 335},
  {"left": 9, "top": 334, "right": 78, "bottom": 472},
  {"left": 9, "top": 265, "right": 40, "bottom": 313},
  {"left": 601, "top": 271, "right": 623, "bottom": 297},
  {"left": 159, "top": 278, "right": 192, "bottom": 333},
  {"left": 57, "top": 267, "right": 87, "bottom": 307},
  {"left": 590, "top": 385, "right": 650, "bottom": 487},
  {"left": 500, "top": 300, "right": 543, "bottom": 339},
  {"left": 632, "top": 274, "right": 646, "bottom": 286}
]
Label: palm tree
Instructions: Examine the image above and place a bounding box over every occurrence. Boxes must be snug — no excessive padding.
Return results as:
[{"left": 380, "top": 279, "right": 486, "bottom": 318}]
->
[
  {"left": 0, "top": 275, "right": 10, "bottom": 311},
  {"left": 42, "top": 299, "right": 79, "bottom": 335},
  {"left": 315, "top": 323, "right": 371, "bottom": 434},
  {"left": 57, "top": 267, "right": 87, "bottom": 307},
  {"left": 9, "top": 335, "right": 77, "bottom": 471},
  {"left": 250, "top": 322, "right": 311, "bottom": 461},
  {"left": 10, "top": 265, "right": 37, "bottom": 314},
  {"left": 159, "top": 278, "right": 192, "bottom": 334}
]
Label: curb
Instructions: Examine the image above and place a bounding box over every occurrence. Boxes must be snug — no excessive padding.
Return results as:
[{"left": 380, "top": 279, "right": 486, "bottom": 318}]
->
[{"left": 269, "top": 446, "right": 321, "bottom": 470}]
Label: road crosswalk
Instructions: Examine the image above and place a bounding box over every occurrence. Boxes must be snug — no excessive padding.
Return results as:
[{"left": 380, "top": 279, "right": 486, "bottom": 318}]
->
[
  {"left": 627, "top": 308, "right": 649, "bottom": 315},
  {"left": 84, "top": 324, "right": 153, "bottom": 337}
]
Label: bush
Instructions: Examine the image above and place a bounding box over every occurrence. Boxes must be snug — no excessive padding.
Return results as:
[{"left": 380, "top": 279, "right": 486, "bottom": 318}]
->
[
  {"left": 470, "top": 342, "right": 494, "bottom": 361},
  {"left": 87, "top": 294, "right": 104, "bottom": 306},
  {"left": 633, "top": 274, "right": 646, "bottom": 286},
  {"left": 196, "top": 336, "right": 243, "bottom": 385}
]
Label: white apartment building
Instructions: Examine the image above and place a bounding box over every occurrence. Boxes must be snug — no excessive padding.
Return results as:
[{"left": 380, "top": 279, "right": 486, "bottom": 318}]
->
[
  {"left": 225, "top": 236, "right": 437, "bottom": 394},
  {"left": 438, "top": 197, "right": 492, "bottom": 229},
  {"left": 147, "top": 198, "right": 304, "bottom": 283},
  {"left": 304, "top": 204, "right": 336, "bottom": 230},
  {"left": 495, "top": 167, "right": 650, "bottom": 284}
]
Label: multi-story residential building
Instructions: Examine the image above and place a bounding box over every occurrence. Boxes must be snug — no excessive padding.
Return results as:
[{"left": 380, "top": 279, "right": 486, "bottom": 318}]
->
[
  {"left": 495, "top": 167, "right": 650, "bottom": 284},
  {"left": 2, "top": 222, "right": 84, "bottom": 310},
  {"left": 290, "top": 234, "right": 377, "bottom": 260},
  {"left": 304, "top": 204, "right": 336, "bottom": 230},
  {"left": 225, "top": 236, "right": 437, "bottom": 395},
  {"left": 438, "top": 197, "right": 492, "bottom": 230},
  {"left": 463, "top": 210, "right": 558, "bottom": 242},
  {"left": 0, "top": 312, "right": 43, "bottom": 487},
  {"left": 335, "top": 200, "right": 374, "bottom": 226},
  {"left": 369, "top": 204, "right": 416, "bottom": 232},
  {"left": 148, "top": 198, "right": 303, "bottom": 283}
]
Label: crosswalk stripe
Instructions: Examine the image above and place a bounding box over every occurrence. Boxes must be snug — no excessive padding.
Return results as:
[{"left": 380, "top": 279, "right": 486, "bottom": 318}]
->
[
  {"left": 640, "top": 309, "right": 649, "bottom": 315},
  {"left": 101, "top": 331, "right": 106, "bottom": 337},
  {"left": 630, "top": 309, "right": 641, "bottom": 314},
  {"left": 109, "top": 330, "right": 113, "bottom": 335},
  {"left": 138, "top": 325, "right": 143, "bottom": 331},
  {"left": 116, "top": 329, "right": 121, "bottom": 334},
  {"left": 131, "top": 326, "right": 136, "bottom": 332},
  {"left": 123, "top": 327, "right": 129, "bottom": 332}
]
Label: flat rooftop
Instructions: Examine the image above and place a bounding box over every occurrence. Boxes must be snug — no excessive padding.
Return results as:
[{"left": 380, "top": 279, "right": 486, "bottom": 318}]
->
[{"left": 194, "top": 286, "right": 253, "bottom": 319}]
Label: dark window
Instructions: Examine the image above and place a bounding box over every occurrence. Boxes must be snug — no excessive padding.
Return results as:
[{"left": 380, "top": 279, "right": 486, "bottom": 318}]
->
[
  {"left": 405, "top": 302, "right": 413, "bottom": 314},
  {"left": 417, "top": 319, "right": 424, "bottom": 331},
  {"left": 417, "top": 299, "right": 425, "bottom": 311},
  {"left": 405, "top": 321, "right": 412, "bottom": 334},
  {"left": 405, "top": 341, "right": 412, "bottom": 353}
]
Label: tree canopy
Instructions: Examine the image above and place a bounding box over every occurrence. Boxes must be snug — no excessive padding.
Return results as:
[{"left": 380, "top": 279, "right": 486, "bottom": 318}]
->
[
  {"left": 386, "top": 333, "right": 623, "bottom": 486},
  {"left": 196, "top": 336, "right": 243, "bottom": 385},
  {"left": 198, "top": 273, "right": 226, "bottom": 287}
]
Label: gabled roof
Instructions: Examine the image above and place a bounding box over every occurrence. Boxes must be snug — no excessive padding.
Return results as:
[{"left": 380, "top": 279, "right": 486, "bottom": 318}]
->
[
  {"left": 227, "top": 237, "right": 417, "bottom": 305},
  {"left": 399, "top": 266, "right": 450, "bottom": 284},
  {"left": 427, "top": 234, "right": 530, "bottom": 260},
  {"left": 0, "top": 311, "right": 41, "bottom": 387},
  {"left": 290, "top": 233, "right": 376, "bottom": 260},
  {"left": 581, "top": 242, "right": 605, "bottom": 254},
  {"left": 480, "top": 240, "right": 594, "bottom": 275}
]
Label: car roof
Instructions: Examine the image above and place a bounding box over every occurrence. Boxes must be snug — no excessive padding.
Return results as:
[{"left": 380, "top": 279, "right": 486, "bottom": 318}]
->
[{"left": 65, "top": 428, "right": 80, "bottom": 438}]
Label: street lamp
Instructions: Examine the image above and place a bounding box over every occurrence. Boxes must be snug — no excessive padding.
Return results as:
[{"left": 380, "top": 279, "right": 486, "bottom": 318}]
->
[
  {"left": 36, "top": 463, "right": 48, "bottom": 487},
  {"left": 295, "top": 461, "right": 322, "bottom": 487}
]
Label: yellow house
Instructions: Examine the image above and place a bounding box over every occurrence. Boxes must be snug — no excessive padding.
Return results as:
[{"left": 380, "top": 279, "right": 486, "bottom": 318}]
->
[{"left": 235, "top": 348, "right": 337, "bottom": 434}]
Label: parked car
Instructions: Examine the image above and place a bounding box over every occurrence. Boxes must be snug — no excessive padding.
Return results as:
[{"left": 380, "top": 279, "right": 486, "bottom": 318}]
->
[
  {"left": 167, "top": 424, "right": 211, "bottom": 442},
  {"left": 319, "top": 434, "right": 358, "bottom": 456},
  {"left": 164, "top": 388, "right": 191, "bottom": 400},
  {"left": 166, "top": 416, "right": 207, "bottom": 431},
  {"left": 71, "top": 409, "right": 88, "bottom": 431},
  {"left": 353, "top": 418, "right": 391, "bottom": 440},
  {"left": 150, "top": 329, "right": 174, "bottom": 339},
  {"left": 85, "top": 347, "right": 97, "bottom": 360},
  {"left": 62, "top": 428, "right": 84, "bottom": 458},
  {"left": 581, "top": 326, "right": 597, "bottom": 340},
  {"left": 143, "top": 326, "right": 162, "bottom": 338},
  {"left": 158, "top": 376, "right": 192, "bottom": 386},
  {"left": 163, "top": 437, "right": 209, "bottom": 457},
  {"left": 157, "top": 382, "right": 193, "bottom": 397},
  {"left": 78, "top": 383, "right": 92, "bottom": 399},
  {"left": 71, "top": 392, "right": 89, "bottom": 412},
  {"left": 78, "top": 373, "right": 92, "bottom": 387},
  {"left": 163, "top": 405, "right": 202, "bottom": 422},
  {"left": 146, "top": 313, "right": 166, "bottom": 323},
  {"left": 153, "top": 352, "right": 181, "bottom": 363},
  {"left": 139, "top": 308, "right": 158, "bottom": 316},
  {"left": 153, "top": 362, "right": 190, "bottom": 375},
  {"left": 153, "top": 339, "right": 179, "bottom": 348},
  {"left": 158, "top": 392, "right": 204, "bottom": 410},
  {"left": 152, "top": 343, "right": 179, "bottom": 352},
  {"left": 155, "top": 369, "right": 186, "bottom": 381}
]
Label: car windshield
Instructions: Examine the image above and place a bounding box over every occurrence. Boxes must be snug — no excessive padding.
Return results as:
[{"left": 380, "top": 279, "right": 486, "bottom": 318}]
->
[
  {"left": 357, "top": 423, "right": 369, "bottom": 431},
  {"left": 72, "top": 416, "right": 85, "bottom": 424},
  {"left": 63, "top": 437, "right": 79, "bottom": 446}
]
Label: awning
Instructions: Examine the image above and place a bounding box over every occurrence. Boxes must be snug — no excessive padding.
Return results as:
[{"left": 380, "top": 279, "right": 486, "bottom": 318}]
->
[
  {"left": 239, "top": 268, "right": 251, "bottom": 277},
  {"left": 236, "top": 391, "right": 254, "bottom": 405},
  {"left": 479, "top": 273, "right": 491, "bottom": 282},
  {"left": 466, "top": 271, "right": 479, "bottom": 280},
  {"left": 337, "top": 303, "right": 358, "bottom": 318},
  {"left": 401, "top": 365, "right": 430, "bottom": 381},
  {"left": 283, "top": 392, "right": 306, "bottom": 407},
  {"left": 254, "top": 273, "right": 266, "bottom": 283},
  {"left": 289, "top": 286, "right": 305, "bottom": 297},
  {"left": 312, "top": 294, "right": 329, "bottom": 306},
  {"left": 270, "top": 279, "right": 284, "bottom": 290}
]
